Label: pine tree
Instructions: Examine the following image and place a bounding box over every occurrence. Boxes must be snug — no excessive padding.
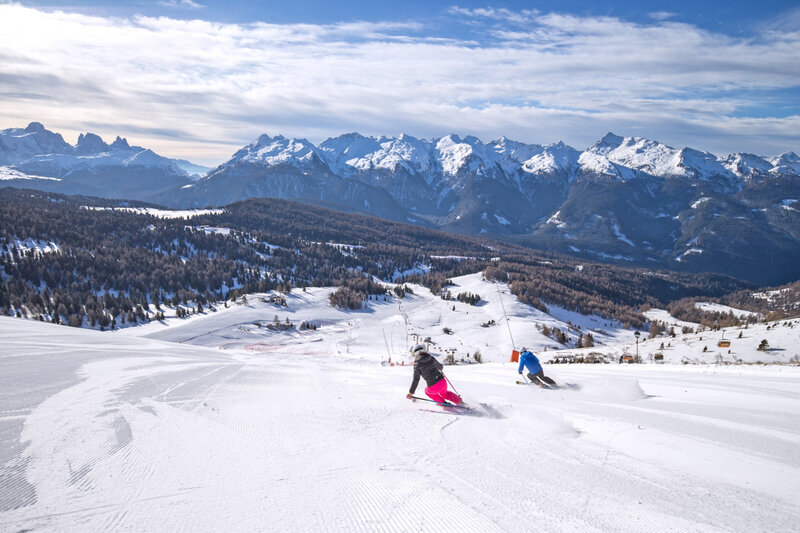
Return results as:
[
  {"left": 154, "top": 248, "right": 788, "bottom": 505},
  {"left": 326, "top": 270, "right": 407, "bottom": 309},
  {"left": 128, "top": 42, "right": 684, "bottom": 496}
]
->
[{"left": 584, "top": 333, "right": 594, "bottom": 348}]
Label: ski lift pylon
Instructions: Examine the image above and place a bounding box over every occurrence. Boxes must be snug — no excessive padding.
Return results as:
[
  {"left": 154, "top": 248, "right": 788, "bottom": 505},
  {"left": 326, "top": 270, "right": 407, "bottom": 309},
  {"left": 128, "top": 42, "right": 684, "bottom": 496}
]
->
[{"left": 717, "top": 331, "right": 731, "bottom": 348}]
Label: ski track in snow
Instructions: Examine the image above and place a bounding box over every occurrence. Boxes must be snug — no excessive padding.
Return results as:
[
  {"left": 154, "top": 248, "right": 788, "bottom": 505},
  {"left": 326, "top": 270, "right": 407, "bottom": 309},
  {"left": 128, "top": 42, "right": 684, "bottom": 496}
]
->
[{"left": 2, "top": 316, "right": 800, "bottom": 531}]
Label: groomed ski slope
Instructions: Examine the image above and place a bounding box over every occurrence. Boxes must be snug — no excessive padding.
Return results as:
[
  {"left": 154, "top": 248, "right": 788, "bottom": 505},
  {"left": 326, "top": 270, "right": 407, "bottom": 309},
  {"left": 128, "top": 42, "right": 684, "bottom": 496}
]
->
[{"left": 1, "top": 277, "right": 800, "bottom": 531}]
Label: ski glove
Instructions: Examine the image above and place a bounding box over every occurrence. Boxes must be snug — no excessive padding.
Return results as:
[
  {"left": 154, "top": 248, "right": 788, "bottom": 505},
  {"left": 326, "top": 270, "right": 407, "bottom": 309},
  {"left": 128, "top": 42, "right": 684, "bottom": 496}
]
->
[
  {"left": 406, "top": 393, "right": 413, "bottom": 399},
  {"left": 518, "top": 371, "right": 523, "bottom": 375}
]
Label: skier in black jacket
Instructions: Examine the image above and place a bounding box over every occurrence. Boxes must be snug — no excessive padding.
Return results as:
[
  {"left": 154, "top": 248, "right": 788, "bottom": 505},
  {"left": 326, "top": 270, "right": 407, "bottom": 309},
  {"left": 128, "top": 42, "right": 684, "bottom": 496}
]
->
[{"left": 406, "top": 344, "right": 463, "bottom": 405}]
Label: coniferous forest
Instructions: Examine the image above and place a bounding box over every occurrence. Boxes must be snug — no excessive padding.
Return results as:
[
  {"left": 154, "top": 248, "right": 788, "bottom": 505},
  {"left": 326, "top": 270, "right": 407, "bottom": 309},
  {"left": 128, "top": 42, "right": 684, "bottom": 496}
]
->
[{"left": 3, "top": 187, "right": 788, "bottom": 332}]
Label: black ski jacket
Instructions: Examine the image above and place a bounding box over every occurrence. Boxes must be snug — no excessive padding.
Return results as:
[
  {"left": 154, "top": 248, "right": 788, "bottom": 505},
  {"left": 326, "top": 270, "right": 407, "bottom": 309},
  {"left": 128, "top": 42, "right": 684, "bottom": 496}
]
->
[{"left": 409, "top": 351, "right": 444, "bottom": 394}]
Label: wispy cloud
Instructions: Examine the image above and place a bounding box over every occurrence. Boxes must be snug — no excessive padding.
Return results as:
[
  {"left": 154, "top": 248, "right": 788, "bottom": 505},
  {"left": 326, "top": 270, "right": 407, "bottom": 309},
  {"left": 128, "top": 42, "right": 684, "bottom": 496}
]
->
[
  {"left": 648, "top": 11, "right": 677, "bottom": 21},
  {"left": 448, "top": 6, "right": 539, "bottom": 24},
  {"left": 759, "top": 6, "right": 800, "bottom": 33},
  {"left": 0, "top": 4, "right": 797, "bottom": 165},
  {"left": 158, "top": 0, "right": 204, "bottom": 9}
]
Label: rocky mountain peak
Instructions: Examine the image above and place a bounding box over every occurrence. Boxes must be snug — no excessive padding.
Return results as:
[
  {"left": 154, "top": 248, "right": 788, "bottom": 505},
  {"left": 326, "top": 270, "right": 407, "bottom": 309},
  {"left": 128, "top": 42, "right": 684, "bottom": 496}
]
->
[
  {"left": 76, "top": 132, "right": 109, "bottom": 155},
  {"left": 593, "top": 132, "right": 625, "bottom": 151},
  {"left": 24, "top": 122, "right": 46, "bottom": 133},
  {"left": 110, "top": 136, "right": 131, "bottom": 151}
]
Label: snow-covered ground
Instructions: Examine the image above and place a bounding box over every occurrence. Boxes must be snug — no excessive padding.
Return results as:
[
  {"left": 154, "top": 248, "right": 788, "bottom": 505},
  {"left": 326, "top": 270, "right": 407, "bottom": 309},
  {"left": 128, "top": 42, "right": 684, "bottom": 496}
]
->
[
  {"left": 0, "top": 166, "right": 61, "bottom": 182},
  {"left": 1, "top": 237, "right": 61, "bottom": 257},
  {"left": 81, "top": 206, "right": 225, "bottom": 219},
  {"left": 694, "top": 301, "right": 761, "bottom": 319},
  {"left": 589, "top": 303, "right": 798, "bottom": 366},
  {"left": 1, "top": 274, "right": 800, "bottom": 531},
  {"left": 118, "top": 274, "right": 635, "bottom": 362}
]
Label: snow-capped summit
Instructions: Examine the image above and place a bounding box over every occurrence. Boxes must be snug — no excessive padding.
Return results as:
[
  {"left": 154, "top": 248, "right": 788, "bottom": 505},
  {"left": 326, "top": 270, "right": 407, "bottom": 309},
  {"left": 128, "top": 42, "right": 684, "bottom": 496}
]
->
[
  {"left": 229, "top": 134, "right": 323, "bottom": 169},
  {"left": 319, "top": 132, "right": 381, "bottom": 167},
  {"left": 608, "top": 136, "right": 679, "bottom": 175},
  {"left": 376, "top": 133, "right": 434, "bottom": 176},
  {"left": 578, "top": 147, "right": 635, "bottom": 180},
  {"left": 320, "top": 133, "right": 392, "bottom": 174},
  {"left": 770, "top": 152, "right": 800, "bottom": 176},
  {"left": 520, "top": 141, "right": 580, "bottom": 178},
  {"left": 583, "top": 134, "right": 678, "bottom": 178},
  {"left": 721, "top": 153, "right": 773, "bottom": 181},
  {"left": 435, "top": 134, "right": 478, "bottom": 177},
  {"left": 591, "top": 132, "right": 625, "bottom": 152},
  {"left": 673, "top": 147, "right": 733, "bottom": 181},
  {"left": 320, "top": 133, "right": 437, "bottom": 179},
  {"left": 489, "top": 137, "right": 543, "bottom": 163}
]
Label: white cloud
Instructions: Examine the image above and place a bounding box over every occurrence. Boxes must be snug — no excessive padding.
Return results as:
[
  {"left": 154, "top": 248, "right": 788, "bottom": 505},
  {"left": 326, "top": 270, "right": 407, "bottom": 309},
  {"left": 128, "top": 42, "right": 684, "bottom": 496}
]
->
[{"left": 0, "top": 4, "right": 797, "bottom": 165}]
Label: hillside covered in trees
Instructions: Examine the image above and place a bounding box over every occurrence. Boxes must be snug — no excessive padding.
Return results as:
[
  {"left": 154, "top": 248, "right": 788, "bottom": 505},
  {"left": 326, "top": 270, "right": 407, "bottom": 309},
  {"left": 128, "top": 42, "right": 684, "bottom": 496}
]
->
[{"left": 1, "top": 187, "right": 765, "bottom": 331}]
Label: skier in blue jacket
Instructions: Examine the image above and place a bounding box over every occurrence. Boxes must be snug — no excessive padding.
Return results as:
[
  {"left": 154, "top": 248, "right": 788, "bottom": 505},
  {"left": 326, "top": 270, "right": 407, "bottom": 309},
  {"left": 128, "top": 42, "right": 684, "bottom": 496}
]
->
[{"left": 518, "top": 348, "right": 557, "bottom": 388}]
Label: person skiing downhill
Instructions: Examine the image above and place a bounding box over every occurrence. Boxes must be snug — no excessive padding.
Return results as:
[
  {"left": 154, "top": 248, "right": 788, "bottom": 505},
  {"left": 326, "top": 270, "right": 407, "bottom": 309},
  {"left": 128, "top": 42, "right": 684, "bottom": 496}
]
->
[
  {"left": 406, "top": 344, "right": 463, "bottom": 405},
  {"left": 518, "top": 348, "right": 557, "bottom": 388}
]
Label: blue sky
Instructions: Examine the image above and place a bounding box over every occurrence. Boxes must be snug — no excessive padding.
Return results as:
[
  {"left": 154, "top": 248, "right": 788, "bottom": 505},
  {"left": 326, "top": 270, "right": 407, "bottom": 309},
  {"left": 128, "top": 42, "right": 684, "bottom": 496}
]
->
[
  {"left": 19, "top": 0, "right": 796, "bottom": 31},
  {"left": 1, "top": 1, "right": 799, "bottom": 165}
]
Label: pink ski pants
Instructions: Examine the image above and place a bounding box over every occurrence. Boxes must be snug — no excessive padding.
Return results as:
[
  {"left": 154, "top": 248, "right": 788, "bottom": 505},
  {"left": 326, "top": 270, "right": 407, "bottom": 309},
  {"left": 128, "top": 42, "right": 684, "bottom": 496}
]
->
[{"left": 425, "top": 378, "right": 462, "bottom": 405}]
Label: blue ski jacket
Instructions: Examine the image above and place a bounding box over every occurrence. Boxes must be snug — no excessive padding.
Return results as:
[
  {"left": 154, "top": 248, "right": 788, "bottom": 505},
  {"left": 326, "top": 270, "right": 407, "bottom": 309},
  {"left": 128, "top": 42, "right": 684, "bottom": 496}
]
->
[{"left": 518, "top": 351, "right": 542, "bottom": 374}]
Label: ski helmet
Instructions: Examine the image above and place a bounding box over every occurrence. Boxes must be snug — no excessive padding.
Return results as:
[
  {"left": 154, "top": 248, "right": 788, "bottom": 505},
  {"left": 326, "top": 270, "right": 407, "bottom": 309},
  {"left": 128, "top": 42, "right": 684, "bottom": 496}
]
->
[{"left": 411, "top": 344, "right": 425, "bottom": 354}]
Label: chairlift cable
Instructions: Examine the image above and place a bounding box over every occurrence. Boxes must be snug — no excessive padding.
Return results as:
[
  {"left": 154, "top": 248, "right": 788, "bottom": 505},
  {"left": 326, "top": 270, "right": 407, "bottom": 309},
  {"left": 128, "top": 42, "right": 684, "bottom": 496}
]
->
[{"left": 495, "top": 280, "right": 515, "bottom": 350}]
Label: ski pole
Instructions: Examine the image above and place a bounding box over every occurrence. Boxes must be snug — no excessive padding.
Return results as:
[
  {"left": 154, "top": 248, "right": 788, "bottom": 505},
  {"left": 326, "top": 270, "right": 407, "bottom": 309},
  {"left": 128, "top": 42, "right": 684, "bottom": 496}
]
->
[
  {"left": 408, "top": 394, "right": 469, "bottom": 409},
  {"left": 408, "top": 394, "right": 441, "bottom": 403},
  {"left": 444, "top": 374, "right": 461, "bottom": 397}
]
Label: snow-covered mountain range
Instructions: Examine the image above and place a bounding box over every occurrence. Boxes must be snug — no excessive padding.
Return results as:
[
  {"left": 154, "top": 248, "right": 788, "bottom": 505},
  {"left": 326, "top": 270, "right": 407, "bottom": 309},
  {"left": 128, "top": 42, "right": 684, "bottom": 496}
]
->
[
  {"left": 174, "top": 130, "right": 799, "bottom": 284},
  {"left": 190, "top": 131, "right": 799, "bottom": 205},
  {"left": 2, "top": 123, "right": 799, "bottom": 284},
  {"left": 0, "top": 122, "right": 209, "bottom": 199},
  {"left": 178, "top": 131, "right": 800, "bottom": 227}
]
